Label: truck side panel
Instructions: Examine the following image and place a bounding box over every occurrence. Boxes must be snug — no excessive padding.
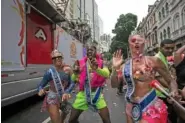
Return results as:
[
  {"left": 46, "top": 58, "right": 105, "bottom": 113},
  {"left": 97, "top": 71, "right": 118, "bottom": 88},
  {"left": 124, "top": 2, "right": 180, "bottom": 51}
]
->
[
  {"left": 1, "top": 1, "right": 53, "bottom": 107},
  {"left": 27, "top": 8, "right": 53, "bottom": 64},
  {"left": 1, "top": 0, "right": 26, "bottom": 71},
  {"left": 55, "top": 26, "right": 83, "bottom": 65}
]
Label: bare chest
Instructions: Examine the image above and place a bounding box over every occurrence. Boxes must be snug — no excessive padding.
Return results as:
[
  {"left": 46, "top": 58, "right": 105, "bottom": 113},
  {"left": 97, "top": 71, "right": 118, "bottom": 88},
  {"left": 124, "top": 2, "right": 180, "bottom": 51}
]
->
[{"left": 132, "top": 59, "right": 155, "bottom": 81}]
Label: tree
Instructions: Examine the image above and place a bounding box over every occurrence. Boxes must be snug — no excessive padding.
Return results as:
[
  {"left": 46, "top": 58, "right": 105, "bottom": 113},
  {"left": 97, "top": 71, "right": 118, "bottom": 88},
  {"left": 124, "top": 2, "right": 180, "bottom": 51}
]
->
[
  {"left": 110, "top": 13, "right": 138, "bottom": 58},
  {"left": 102, "top": 51, "right": 112, "bottom": 61}
]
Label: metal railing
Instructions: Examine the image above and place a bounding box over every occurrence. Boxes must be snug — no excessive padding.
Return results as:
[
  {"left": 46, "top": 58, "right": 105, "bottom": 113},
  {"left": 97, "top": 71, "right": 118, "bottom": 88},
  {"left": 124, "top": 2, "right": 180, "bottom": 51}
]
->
[{"left": 47, "top": 0, "right": 69, "bottom": 16}]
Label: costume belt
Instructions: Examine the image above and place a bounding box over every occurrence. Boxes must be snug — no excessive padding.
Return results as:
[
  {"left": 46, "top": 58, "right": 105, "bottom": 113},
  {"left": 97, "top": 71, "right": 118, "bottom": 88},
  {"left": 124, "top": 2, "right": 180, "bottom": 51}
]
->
[
  {"left": 84, "top": 61, "right": 102, "bottom": 112},
  {"left": 131, "top": 89, "right": 157, "bottom": 122}
]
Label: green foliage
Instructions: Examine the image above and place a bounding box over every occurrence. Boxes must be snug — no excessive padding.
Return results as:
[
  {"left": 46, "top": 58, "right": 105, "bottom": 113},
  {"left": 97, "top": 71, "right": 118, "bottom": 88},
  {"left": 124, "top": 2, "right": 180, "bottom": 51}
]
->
[
  {"left": 110, "top": 13, "right": 138, "bottom": 58},
  {"left": 93, "top": 40, "right": 98, "bottom": 45},
  {"left": 102, "top": 52, "right": 112, "bottom": 61}
]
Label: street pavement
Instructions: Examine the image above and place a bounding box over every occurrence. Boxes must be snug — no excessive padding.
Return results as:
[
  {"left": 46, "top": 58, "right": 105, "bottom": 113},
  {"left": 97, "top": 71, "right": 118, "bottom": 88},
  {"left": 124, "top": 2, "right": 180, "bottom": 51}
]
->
[
  {"left": 2, "top": 80, "right": 127, "bottom": 123},
  {"left": 2, "top": 95, "right": 49, "bottom": 123}
]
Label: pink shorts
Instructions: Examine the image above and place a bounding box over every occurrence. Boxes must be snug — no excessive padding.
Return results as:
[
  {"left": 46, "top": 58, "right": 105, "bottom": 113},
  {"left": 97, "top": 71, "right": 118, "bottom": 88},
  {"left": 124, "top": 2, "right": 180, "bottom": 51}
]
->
[
  {"left": 126, "top": 98, "right": 168, "bottom": 123},
  {"left": 41, "top": 91, "right": 60, "bottom": 112}
]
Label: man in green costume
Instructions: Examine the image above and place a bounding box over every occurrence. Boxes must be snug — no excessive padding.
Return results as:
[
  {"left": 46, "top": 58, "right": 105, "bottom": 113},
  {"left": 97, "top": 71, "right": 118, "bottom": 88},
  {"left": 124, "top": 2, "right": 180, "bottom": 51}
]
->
[{"left": 155, "top": 39, "right": 177, "bottom": 123}]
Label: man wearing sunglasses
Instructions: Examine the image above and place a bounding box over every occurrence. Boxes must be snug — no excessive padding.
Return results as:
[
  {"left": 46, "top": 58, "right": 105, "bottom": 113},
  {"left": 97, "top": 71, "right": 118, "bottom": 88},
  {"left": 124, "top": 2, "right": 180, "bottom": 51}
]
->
[
  {"left": 69, "top": 44, "right": 111, "bottom": 123},
  {"left": 37, "top": 49, "right": 75, "bottom": 123}
]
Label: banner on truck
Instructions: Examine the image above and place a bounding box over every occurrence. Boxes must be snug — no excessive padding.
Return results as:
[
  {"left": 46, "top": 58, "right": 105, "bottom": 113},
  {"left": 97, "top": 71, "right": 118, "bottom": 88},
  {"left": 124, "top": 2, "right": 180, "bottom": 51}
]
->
[
  {"left": 55, "top": 26, "right": 83, "bottom": 65},
  {"left": 2, "top": 0, "right": 26, "bottom": 71}
]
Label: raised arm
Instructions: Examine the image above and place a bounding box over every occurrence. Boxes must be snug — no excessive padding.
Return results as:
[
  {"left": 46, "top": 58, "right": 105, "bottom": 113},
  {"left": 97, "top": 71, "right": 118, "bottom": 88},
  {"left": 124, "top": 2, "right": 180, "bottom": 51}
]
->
[
  {"left": 153, "top": 57, "right": 178, "bottom": 94},
  {"left": 111, "top": 50, "right": 124, "bottom": 88},
  {"left": 176, "top": 45, "right": 185, "bottom": 54},
  {"left": 174, "top": 45, "right": 185, "bottom": 66},
  {"left": 96, "top": 67, "right": 110, "bottom": 78}
]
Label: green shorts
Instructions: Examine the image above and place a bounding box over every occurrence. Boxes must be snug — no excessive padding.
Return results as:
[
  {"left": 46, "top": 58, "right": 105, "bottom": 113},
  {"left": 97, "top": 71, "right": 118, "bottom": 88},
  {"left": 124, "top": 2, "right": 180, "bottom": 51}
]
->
[{"left": 72, "top": 91, "right": 107, "bottom": 111}]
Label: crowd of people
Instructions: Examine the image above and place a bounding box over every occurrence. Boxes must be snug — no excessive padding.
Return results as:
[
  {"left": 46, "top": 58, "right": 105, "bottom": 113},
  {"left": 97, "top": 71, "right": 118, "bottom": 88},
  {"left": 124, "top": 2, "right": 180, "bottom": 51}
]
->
[{"left": 37, "top": 34, "right": 185, "bottom": 123}]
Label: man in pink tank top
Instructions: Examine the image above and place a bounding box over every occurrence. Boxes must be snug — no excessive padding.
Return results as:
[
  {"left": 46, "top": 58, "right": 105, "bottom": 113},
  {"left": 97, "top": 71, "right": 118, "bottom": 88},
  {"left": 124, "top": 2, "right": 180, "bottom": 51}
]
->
[{"left": 68, "top": 44, "right": 111, "bottom": 123}]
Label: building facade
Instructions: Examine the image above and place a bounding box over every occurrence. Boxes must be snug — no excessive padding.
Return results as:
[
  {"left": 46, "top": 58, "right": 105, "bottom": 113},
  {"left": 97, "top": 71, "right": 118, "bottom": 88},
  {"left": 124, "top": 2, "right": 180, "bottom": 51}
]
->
[
  {"left": 170, "top": 0, "right": 185, "bottom": 48},
  {"left": 137, "top": 0, "right": 185, "bottom": 53},
  {"left": 99, "top": 34, "right": 112, "bottom": 52},
  {"left": 98, "top": 16, "right": 104, "bottom": 36},
  {"left": 73, "top": 0, "right": 100, "bottom": 42},
  {"left": 94, "top": 2, "right": 100, "bottom": 42}
]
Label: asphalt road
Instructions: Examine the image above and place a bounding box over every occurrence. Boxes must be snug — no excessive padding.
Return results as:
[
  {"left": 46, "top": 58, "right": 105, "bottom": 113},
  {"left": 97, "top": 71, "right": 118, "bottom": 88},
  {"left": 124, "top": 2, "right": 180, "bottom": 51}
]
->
[
  {"left": 2, "top": 80, "right": 127, "bottom": 123},
  {"left": 2, "top": 95, "right": 49, "bottom": 123}
]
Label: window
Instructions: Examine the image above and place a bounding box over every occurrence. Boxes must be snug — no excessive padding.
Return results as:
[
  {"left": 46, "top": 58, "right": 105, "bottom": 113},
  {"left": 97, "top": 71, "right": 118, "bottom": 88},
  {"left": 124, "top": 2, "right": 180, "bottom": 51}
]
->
[
  {"left": 153, "top": 13, "right": 156, "bottom": 23},
  {"left": 167, "top": 27, "right": 171, "bottom": 38},
  {"left": 159, "top": 12, "right": 162, "bottom": 21},
  {"left": 154, "top": 31, "right": 157, "bottom": 43},
  {"left": 165, "top": 3, "right": 169, "bottom": 15},
  {"left": 173, "top": 13, "right": 180, "bottom": 31},
  {"left": 160, "top": 32, "right": 163, "bottom": 41},
  {"left": 148, "top": 36, "right": 151, "bottom": 46},
  {"left": 182, "top": 6, "right": 185, "bottom": 26},
  {"left": 148, "top": 22, "right": 150, "bottom": 29},
  {"left": 163, "top": 29, "right": 167, "bottom": 39},
  {"left": 162, "top": 7, "right": 165, "bottom": 18},
  {"left": 150, "top": 18, "right": 152, "bottom": 25}
]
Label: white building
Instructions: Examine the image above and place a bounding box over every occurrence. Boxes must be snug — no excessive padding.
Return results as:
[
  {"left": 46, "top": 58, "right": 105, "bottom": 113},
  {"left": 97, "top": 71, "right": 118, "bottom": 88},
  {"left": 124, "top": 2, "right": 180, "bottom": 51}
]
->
[
  {"left": 94, "top": 2, "right": 100, "bottom": 42},
  {"left": 99, "top": 34, "right": 112, "bottom": 52},
  {"left": 170, "top": 0, "right": 185, "bottom": 47},
  {"left": 98, "top": 16, "right": 104, "bottom": 36},
  {"left": 137, "top": 0, "right": 185, "bottom": 53}
]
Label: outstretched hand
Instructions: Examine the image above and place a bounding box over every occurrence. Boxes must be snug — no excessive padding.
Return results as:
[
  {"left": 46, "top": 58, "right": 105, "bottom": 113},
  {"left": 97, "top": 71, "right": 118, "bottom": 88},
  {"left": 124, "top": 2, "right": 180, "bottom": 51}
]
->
[{"left": 112, "top": 50, "right": 123, "bottom": 69}]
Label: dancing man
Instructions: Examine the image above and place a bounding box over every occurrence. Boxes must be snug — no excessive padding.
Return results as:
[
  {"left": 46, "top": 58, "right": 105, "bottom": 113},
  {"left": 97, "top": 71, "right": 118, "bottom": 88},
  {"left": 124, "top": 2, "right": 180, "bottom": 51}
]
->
[
  {"left": 69, "top": 44, "right": 111, "bottom": 123},
  {"left": 37, "top": 50, "right": 75, "bottom": 123},
  {"left": 111, "top": 34, "right": 179, "bottom": 123}
]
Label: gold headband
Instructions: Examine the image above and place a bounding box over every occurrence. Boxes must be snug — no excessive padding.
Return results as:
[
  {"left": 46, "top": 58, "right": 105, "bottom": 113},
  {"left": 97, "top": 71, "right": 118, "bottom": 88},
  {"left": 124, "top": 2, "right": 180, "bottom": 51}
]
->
[{"left": 51, "top": 49, "right": 63, "bottom": 58}]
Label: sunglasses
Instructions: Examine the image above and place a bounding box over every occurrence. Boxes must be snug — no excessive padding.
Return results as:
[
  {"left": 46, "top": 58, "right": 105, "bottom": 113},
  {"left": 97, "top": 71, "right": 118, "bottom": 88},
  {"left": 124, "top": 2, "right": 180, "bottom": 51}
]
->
[{"left": 52, "top": 56, "right": 63, "bottom": 60}]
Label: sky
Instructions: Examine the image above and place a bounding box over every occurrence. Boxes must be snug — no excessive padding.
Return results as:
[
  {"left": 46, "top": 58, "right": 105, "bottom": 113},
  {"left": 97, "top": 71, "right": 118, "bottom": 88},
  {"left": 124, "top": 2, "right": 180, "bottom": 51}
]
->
[{"left": 95, "top": 0, "right": 156, "bottom": 35}]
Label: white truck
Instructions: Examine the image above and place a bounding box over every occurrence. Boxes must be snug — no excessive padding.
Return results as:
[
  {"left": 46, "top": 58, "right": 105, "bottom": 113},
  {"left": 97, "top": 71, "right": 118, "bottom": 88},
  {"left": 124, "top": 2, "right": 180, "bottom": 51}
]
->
[{"left": 1, "top": 0, "right": 83, "bottom": 107}]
